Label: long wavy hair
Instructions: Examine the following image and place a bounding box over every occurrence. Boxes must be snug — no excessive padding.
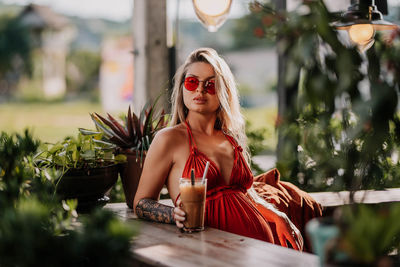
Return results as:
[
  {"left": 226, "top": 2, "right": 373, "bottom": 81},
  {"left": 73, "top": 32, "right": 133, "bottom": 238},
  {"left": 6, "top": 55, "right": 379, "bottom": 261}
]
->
[{"left": 170, "top": 47, "right": 250, "bottom": 163}]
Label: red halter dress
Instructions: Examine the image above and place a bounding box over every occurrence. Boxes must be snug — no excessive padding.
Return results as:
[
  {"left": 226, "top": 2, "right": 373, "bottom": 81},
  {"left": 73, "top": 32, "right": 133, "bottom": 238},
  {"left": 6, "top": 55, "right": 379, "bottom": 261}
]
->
[{"left": 180, "top": 122, "right": 274, "bottom": 243}]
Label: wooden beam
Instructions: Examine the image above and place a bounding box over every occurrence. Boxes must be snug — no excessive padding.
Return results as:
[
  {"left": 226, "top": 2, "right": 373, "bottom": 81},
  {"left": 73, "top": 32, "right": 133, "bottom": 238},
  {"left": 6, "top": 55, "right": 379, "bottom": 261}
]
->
[{"left": 133, "top": 0, "right": 169, "bottom": 114}]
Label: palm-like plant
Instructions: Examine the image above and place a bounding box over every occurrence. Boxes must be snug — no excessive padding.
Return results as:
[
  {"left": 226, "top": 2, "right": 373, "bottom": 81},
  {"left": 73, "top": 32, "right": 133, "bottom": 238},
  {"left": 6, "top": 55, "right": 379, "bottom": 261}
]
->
[
  {"left": 90, "top": 101, "right": 169, "bottom": 208},
  {"left": 90, "top": 101, "right": 169, "bottom": 163}
]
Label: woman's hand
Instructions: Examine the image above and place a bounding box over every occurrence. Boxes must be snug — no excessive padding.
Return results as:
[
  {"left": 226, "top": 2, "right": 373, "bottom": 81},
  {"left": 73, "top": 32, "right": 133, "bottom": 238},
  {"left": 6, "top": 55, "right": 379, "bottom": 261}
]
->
[
  {"left": 274, "top": 211, "right": 304, "bottom": 251},
  {"left": 173, "top": 198, "right": 186, "bottom": 229}
]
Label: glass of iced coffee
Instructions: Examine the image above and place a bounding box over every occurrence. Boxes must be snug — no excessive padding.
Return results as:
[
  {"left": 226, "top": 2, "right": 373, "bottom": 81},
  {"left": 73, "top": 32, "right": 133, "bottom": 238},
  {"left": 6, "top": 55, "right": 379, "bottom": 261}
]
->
[{"left": 179, "top": 178, "right": 207, "bottom": 233}]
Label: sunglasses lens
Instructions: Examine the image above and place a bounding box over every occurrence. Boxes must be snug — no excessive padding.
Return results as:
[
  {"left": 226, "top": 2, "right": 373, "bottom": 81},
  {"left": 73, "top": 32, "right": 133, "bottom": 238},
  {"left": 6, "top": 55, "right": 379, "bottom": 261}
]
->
[
  {"left": 205, "top": 81, "right": 216, "bottom": 95},
  {"left": 184, "top": 77, "right": 216, "bottom": 95},
  {"left": 184, "top": 77, "right": 199, "bottom": 91}
]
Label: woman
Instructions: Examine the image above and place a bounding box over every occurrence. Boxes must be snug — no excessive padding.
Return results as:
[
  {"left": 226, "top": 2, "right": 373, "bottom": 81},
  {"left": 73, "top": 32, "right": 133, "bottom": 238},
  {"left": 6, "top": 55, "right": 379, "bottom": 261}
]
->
[{"left": 133, "top": 47, "right": 303, "bottom": 250}]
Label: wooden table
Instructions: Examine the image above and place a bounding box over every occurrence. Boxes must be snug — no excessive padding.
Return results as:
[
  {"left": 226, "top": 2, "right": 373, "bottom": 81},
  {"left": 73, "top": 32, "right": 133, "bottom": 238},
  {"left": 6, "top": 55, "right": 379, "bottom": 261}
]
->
[
  {"left": 105, "top": 203, "right": 320, "bottom": 267},
  {"left": 309, "top": 188, "right": 400, "bottom": 207}
]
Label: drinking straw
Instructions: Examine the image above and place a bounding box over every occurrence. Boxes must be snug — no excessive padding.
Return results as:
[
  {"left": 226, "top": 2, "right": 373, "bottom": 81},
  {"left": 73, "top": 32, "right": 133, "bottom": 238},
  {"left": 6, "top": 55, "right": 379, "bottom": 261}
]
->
[
  {"left": 191, "top": 169, "right": 195, "bottom": 186},
  {"left": 202, "top": 161, "right": 210, "bottom": 184}
]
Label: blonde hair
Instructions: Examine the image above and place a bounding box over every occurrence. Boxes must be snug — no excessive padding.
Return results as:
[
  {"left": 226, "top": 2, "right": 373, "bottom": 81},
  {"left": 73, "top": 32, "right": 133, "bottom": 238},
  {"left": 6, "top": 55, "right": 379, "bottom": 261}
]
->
[{"left": 170, "top": 47, "right": 250, "bottom": 162}]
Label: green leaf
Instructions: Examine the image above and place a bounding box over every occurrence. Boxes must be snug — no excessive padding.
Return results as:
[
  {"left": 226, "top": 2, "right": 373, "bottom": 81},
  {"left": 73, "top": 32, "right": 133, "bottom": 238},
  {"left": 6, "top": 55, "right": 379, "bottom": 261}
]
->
[
  {"left": 49, "top": 143, "right": 63, "bottom": 154},
  {"left": 72, "top": 148, "right": 78, "bottom": 162},
  {"left": 91, "top": 113, "right": 130, "bottom": 147},
  {"left": 93, "top": 138, "right": 116, "bottom": 148},
  {"left": 114, "top": 154, "right": 127, "bottom": 163},
  {"left": 81, "top": 149, "right": 95, "bottom": 160},
  {"left": 127, "top": 105, "right": 135, "bottom": 139},
  {"left": 78, "top": 127, "right": 101, "bottom": 136}
]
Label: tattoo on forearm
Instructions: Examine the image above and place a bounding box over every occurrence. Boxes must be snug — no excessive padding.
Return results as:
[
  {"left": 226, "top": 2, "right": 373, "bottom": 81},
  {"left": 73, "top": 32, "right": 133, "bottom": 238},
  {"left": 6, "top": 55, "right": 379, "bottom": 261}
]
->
[{"left": 136, "top": 198, "right": 174, "bottom": 224}]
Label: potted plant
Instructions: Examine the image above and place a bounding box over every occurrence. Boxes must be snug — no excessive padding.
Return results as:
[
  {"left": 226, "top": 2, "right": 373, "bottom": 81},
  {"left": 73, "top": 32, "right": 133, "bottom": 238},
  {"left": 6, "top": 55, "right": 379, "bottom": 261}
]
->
[
  {"left": 36, "top": 129, "right": 123, "bottom": 212},
  {"left": 0, "top": 130, "right": 135, "bottom": 265},
  {"left": 250, "top": 0, "right": 400, "bottom": 265},
  {"left": 91, "top": 101, "right": 169, "bottom": 209}
]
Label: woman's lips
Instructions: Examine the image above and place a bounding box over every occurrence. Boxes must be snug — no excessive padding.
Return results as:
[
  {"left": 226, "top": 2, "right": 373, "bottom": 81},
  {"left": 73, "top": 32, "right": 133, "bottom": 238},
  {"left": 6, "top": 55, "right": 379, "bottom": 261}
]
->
[{"left": 193, "top": 96, "right": 207, "bottom": 104}]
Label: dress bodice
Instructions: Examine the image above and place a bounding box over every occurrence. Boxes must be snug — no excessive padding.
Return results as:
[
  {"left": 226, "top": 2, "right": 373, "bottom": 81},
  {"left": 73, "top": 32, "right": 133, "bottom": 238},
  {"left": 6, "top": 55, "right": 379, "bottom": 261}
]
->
[
  {"left": 181, "top": 121, "right": 253, "bottom": 194},
  {"left": 179, "top": 121, "right": 274, "bottom": 243}
]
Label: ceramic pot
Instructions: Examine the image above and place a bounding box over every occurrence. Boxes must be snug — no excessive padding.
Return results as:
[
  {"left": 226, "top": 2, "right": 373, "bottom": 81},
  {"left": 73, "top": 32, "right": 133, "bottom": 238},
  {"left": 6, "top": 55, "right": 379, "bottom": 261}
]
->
[
  {"left": 56, "top": 164, "right": 119, "bottom": 212},
  {"left": 306, "top": 217, "right": 339, "bottom": 266},
  {"left": 119, "top": 150, "right": 146, "bottom": 209}
]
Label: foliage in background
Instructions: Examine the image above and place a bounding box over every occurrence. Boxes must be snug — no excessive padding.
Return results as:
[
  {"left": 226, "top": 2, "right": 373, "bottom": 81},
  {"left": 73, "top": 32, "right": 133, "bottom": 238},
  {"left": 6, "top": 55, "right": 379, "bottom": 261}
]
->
[
  {"left": 229, "top": 11, "right": 275, "bottom": 50},
  {"left": 332, "top": 204, "right": 400, "bottom": 264},
  {"left": 251, "top": 1, "right": 400, "bottom": 193},
  {"left": 246, "top": 120, "right": 269, "bottom": 174},
  {"left": 0, "top": 14, "right": 32, "bottom": 99},
  {"left": 109, "top": 178, "right": 126, "bottom": 203},
  {"left": 251, "top": 0, "right": 400, "bottom": 263},
  {"left": 0, "top": 130, "right": 136, "bottom": 266},
  {"left": 243, "top": 107, "right": 277, "bottom": 153},
  {"left": 66, "top": 49, "right": 101, "bottom": 100}
]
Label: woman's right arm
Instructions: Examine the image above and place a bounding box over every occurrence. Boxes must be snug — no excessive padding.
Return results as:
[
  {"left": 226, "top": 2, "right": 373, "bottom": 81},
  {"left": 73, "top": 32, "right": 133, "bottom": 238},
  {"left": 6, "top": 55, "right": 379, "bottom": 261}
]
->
[
  {"left": 135, "top": 198, "right": 175, "bottom": 223},
  {"left": 133, "top": 129, "right": 186, "bottom": 226}
]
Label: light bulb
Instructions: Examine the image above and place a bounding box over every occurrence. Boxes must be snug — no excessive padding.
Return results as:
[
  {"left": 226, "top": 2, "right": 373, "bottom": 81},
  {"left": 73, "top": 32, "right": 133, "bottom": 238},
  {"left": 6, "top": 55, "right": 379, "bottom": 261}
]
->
[
  {"left": 192, "top": 0, "right": 232, "bottom": 32},
  {"left": 348, "top": 24, "right": 375, "bottom": 45},
  {"left": 193, "top": 0, "right": 231, "bottom": 16}
]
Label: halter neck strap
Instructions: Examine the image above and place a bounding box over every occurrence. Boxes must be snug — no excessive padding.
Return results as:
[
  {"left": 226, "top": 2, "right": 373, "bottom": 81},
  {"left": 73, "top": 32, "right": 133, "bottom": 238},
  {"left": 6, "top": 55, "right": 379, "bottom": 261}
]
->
[
  {"left": 223, "top": 132, "right": 242, "bottom": 152},
  {"left": 184, "top": 121, "right": 242, "bottom": 152},
  {"left": 184, "top": 121, "right": 197, "bottom": 150}
]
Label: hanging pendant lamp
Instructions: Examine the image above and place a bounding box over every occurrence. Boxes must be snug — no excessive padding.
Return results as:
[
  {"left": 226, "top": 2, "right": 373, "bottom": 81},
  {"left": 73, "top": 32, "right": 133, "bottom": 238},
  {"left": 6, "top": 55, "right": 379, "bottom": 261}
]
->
[
  {"left": 333, "top": 0, "right": 398, "bottom": 51},
  {"left": 192, "top": 0, "right": 232, "bottom": 32}
]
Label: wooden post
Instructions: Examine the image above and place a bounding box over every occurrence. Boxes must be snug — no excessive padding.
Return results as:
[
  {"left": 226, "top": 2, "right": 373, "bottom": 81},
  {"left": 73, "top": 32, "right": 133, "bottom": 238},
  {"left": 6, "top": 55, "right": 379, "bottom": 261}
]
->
[
  {"left": 133, "top": 0, "right": 169, "bottom": 114},
  {"left": 276, "top": 0, "right": 289, "bottom": 162}
]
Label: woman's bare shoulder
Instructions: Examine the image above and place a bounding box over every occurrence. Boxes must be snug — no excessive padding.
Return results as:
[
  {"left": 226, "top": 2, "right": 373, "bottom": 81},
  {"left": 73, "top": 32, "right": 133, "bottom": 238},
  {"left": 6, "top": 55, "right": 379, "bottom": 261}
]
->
[{"left": 152, "top": 124, "right": 187, "bottom": 147}]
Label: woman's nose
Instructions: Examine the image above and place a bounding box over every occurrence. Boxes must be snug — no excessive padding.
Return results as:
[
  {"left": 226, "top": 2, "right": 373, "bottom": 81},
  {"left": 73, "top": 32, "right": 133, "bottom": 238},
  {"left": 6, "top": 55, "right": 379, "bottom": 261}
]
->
[{"left": 196, "top": 81, "right": 206, "bottom": 93}]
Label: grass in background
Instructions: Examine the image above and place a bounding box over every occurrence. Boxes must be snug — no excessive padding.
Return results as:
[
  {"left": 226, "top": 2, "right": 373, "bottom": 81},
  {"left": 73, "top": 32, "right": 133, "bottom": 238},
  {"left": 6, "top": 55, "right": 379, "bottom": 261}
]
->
[
  {"left": 0, "top": 101, "right": 102, "bottom": 143},
  {"left": 0, "top": 101, "right": 278, "bottom": 152}
]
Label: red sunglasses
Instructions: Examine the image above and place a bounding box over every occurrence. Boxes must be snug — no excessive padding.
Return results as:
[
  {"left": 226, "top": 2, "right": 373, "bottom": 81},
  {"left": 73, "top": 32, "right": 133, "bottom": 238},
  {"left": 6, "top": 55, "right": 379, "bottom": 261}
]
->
[{"left": 184, "top": 76, "right": 216, "bottom": 95}]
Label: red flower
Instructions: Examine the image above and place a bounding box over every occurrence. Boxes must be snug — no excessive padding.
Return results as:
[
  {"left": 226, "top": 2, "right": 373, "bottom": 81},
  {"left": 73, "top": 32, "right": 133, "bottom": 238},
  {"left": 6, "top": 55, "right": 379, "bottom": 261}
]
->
[
  {"left": 275, "top": 114, "right": 283, "bottom": 127},
  {"left": 254, "top": 27, "right": 265, "bottom": 38},
  {"left": 363, "top": 121, "right": 372, "bottom": 132},
  {"left": 262, "top": 16, "right": 274, "bottom": 26}
]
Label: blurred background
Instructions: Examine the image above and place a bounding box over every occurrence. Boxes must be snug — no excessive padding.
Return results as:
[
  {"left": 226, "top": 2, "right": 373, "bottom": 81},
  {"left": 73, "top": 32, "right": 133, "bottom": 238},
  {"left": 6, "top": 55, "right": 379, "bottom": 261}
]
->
[{"left": 0, "top": 0, "right": 399, "bottom": 160}]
